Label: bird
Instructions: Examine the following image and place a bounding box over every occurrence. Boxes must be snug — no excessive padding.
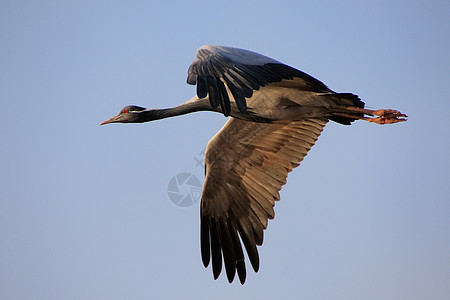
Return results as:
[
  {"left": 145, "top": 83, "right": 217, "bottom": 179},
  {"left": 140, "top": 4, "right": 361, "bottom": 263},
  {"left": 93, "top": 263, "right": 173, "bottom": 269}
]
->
[{"left": 100, "top": 45, "right": 407, "bottom": 284}]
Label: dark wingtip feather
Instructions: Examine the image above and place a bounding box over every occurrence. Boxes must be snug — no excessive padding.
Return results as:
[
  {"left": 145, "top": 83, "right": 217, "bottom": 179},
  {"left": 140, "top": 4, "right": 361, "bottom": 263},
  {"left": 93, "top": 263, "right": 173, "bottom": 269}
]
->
[
  {"left": 200, "top": 216, "right": 211, "bottom": 268},
  {"left": 186, "top": 70, "right": 197, "bottom": 85},
  {"left": 223, "top": 76, "right": 247, "bottom": 114},
  {"left": 227, "top": 218, "right": 247, "bottom": 284},
  {"left": 210, "top": 220, "right": 223, "bottom": 279},
  {"left": 197, "top": 76, "right": 208, "bottom": 99},
  {"left": 237, "top": 260, "right": 246, "bottom": 284},
  {"left": 217, "top": 80, "right": 231, "bottom": 117},
  {"left": 236, "top": 98, "right": 247, "bottom": 114},
  {"left": 219, "top": 221, "right": 236, "bottom": 283},
  {"left": 237, "top": 220, "right": 260, "bottom": 273},
  {"left": 252, "top": 222, "right": 264, "bottom": 246},
  {"left": 206, "top": 77, "right": 220, "bottom": 109}
]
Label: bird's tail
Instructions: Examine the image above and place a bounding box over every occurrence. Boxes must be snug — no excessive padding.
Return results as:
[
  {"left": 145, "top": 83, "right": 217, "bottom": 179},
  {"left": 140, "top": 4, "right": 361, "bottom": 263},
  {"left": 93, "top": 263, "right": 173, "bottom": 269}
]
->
[
  {"left": 322, "top": 93, "right": 407, "bottom": 125},
  {"left": 321, "top": 93, "right": 365, "bottom": 125}
]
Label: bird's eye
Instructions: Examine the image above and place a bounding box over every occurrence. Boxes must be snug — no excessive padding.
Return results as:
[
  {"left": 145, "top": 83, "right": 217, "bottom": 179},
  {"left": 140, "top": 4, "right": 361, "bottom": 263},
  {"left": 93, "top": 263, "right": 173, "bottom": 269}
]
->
[{"left": 124, "top": 109, "right": 129, "bottom": 114}]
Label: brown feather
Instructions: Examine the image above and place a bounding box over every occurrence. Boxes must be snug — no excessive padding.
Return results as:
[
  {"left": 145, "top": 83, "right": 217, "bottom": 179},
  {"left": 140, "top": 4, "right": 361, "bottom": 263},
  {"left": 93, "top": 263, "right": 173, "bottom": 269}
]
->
[{"left": 200, "top": 117, "right": 327, "bottom": 283}]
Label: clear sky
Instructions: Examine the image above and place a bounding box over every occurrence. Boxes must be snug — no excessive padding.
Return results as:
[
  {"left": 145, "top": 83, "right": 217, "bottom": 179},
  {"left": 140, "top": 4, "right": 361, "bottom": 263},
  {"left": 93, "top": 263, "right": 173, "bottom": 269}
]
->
[{"left": 1, "top": 1, "right": 449, "bottom": 299}]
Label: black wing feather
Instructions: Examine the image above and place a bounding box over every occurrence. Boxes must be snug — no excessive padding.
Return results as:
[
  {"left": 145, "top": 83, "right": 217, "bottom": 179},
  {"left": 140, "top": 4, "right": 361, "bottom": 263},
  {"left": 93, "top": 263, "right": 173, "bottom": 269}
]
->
[
  {"left": 197, "top": 76, "right": 208, "bottom": 99},
  {"left": 217, "top": 79, "right": 231, "bottom": 117},
  {"left": 210, "top": 220, "right": 223, "bottom": 279},
  {"left": 227, "top": 218, "right": 246, "bottom": 284},
  {"left": 219, "top": 220, "right": 236, "bottom": 283},
  {"left": 206, "top": 76, "right": 220, "bottom": 109},
  {"left": 201, "top": 215, "right": 211, "bottom": 268},
  {"left": 222, "top": 76, "right": 248, "bottom": 114},
  {"left": 187, "top": 46, "right": 331, "bottom": 116}
]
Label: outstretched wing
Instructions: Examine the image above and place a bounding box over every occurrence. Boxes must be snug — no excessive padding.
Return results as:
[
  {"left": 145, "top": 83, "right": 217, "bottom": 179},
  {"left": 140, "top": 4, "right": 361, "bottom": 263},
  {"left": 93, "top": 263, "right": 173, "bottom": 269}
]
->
[
  {"left": 200, "top": 117, "right": 328, "bottom": 284},
  {"left": 187, "top": 45, "right": 331, "bottom": 117}
]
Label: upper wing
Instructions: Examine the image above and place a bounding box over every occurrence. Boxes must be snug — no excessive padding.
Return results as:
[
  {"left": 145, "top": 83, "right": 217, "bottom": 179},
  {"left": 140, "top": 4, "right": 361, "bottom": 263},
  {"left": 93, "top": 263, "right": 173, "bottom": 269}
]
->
[
  {"left": 187, "top": 45, "right": 331, "bottom": 117},
  {"left": 200, "top": 117, "right": 328, "bottom": 284}
]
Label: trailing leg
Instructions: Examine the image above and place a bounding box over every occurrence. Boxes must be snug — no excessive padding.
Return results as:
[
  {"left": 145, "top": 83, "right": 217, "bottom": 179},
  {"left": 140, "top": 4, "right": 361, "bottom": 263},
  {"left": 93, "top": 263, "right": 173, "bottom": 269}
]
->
[{"left": 343, "top": 107, "right": 407, "bottom": 125}]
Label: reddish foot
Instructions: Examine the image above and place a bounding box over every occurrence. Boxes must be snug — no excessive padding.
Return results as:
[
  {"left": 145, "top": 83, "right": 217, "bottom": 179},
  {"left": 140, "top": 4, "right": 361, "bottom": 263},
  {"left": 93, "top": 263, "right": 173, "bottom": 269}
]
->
[{"left": 366, "top": 109, "right": 408, "bottom": 125}]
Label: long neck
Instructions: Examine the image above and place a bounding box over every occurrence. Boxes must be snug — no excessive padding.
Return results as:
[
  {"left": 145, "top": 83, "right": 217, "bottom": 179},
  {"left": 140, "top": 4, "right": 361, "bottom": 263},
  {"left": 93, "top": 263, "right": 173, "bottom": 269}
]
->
[{"left": 141, "top": 97, "right": 216, "bottom": 121}]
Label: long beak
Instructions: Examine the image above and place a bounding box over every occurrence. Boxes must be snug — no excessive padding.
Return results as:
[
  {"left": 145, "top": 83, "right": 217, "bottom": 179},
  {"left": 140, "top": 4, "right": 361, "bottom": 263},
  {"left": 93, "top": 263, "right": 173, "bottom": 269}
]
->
[{"left": 99, "top": 115, "right": 120, "bottom": 125}]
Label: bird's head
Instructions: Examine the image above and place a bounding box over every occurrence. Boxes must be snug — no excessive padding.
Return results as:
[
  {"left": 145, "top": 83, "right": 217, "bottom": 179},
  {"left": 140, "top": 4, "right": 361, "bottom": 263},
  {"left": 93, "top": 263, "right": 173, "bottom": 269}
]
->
[{"left": 100, "top": 105, "right": 149, "bottom": 125}]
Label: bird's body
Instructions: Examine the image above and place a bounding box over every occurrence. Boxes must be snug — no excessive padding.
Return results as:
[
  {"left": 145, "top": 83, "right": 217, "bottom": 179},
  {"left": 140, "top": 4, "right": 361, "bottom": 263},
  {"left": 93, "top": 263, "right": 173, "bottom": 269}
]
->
[{"left": 100, "top": 45, "right": 406, "bottom": 284}]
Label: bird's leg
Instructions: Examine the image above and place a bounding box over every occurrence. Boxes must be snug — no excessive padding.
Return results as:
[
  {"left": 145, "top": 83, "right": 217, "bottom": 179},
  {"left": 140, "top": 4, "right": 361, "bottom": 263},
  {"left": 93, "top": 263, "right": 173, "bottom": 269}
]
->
[
  {"left": 340, "top": 107, "right": 408, "bottom": 125},
  {"left": 365, "top": 109, "right": 408, "bottom": 124}
]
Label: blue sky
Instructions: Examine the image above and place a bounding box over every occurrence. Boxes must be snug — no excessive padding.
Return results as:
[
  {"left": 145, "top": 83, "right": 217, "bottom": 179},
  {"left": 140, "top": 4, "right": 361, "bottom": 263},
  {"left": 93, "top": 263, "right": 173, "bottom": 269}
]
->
[{"left": 1, "top": 1, "right": 449, "bottom": 299}]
